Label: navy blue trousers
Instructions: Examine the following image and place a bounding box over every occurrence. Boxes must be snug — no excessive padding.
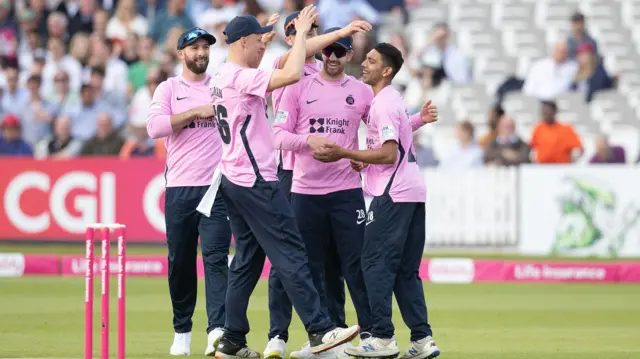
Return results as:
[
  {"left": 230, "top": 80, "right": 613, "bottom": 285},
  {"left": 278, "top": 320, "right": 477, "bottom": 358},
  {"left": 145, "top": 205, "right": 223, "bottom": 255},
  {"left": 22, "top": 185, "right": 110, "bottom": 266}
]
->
[
  {"left": 291, "top": 188, "right": 373, "bottom": 335},
  {"left": 165, "top": 186, "right": 231, "bottom": 334},
  {"left": 267, "top": 169, "right": 347, "bottom": 341},
  {"left": 361, "top": 195, "right": 432, "bottom": 341},
  {"left": 220, "top": 176, "right": 334, "bottom": 345}
]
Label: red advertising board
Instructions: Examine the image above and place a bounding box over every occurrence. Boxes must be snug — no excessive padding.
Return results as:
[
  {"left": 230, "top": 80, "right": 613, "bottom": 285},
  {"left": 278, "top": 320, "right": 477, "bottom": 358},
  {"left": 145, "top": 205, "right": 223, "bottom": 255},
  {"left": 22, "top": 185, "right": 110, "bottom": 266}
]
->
[{"left": 0, "top": 158, "right": 167, "bottom": 242}]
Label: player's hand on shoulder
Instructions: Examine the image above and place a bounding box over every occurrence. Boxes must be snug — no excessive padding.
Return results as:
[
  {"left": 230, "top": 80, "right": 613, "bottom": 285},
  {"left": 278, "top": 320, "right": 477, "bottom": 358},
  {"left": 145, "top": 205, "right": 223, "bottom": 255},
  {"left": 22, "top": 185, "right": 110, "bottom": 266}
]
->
[
  {"left": 313, "top": 143, "right": 345, "bottom": 163},
  {"left": 294, "top": 5, "right": 319, "bottom": 34},
  {"left": 350, "top": 160, "right": 368, "bottom": 172},
  {"left": 420, "top": 100, "right": 438, "bottom": 124},
  {"left": 306, "top": 135, "right": 334, "bottom": 152},
  {"left": 340, "top": 20, "right": 373, "bottom": 37},
  {"left": 194, "top": 104, "right": 216, "bottom": 119}
]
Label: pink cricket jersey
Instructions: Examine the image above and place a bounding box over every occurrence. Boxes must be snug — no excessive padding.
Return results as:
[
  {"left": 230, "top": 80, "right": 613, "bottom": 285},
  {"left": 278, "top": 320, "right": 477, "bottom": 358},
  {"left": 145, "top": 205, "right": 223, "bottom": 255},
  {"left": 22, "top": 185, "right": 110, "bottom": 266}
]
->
[
  {"left": 209, "top": 61, "right": 279, "bottom": 187},
  {"left": 273, "top": 73, "right": 373, "bottom": 195},
  {"left": 271, "top": 55, "right": 323, "bottom": 171},
  {"left": 364, "top": 85, "right": 426, "bottom": 203},
  {"left": 146, "top": 74, "right": 221, "bottom": 187}
]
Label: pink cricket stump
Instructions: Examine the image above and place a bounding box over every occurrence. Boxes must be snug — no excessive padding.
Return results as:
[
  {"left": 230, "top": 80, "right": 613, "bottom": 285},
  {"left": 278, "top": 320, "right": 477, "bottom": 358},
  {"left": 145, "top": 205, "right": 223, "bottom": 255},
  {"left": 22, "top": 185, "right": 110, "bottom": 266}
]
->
[
  {"left": 101, "top": 228, "right": 110, "bottom": 359},
  {"left": 117, "top": 226, "right": 126, "bottom": 359},
  {"left": 85, "top": 228, "right": 95, "bottom": 359}
]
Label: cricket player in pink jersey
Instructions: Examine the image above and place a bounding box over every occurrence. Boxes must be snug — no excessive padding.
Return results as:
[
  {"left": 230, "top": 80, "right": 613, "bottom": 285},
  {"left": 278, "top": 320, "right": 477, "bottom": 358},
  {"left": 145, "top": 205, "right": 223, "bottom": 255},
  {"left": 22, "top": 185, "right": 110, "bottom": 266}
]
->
[
  {"left": 266, "top": 16, "right": 372, "bottom": 359},
  {"left": 146, "top": 28, "right": 231, "bottom": 357},
  {"left": 314, "top": 43, "right": 441, "bottom": 359},
  {"left": 207, "top": 8, "right": 359, "bottom": 359},
  {"left": 272, "top": 28, "right": 374, "bottom": 359}
]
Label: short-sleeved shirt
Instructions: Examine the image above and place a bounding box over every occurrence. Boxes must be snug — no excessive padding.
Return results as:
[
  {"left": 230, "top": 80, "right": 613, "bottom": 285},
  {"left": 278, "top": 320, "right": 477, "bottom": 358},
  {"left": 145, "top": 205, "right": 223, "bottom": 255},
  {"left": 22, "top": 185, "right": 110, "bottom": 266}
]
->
[
  {"left": 273, "top": 73, "right": 373, "bottom": 195},
  {"left": 271, "top": 55, "right": 323, "bottom": 171},
  {"left": 209, "top": 61, "right": 278, "bottom": 187},
  {"left": 364, "top": 85, "right": 426, "bottom": 203},
  {"left": 146, "top": 74, "right": 221, "bottom": 187},
  {"left": 530, "top": 121, "right": 583, "bottom": 163}
]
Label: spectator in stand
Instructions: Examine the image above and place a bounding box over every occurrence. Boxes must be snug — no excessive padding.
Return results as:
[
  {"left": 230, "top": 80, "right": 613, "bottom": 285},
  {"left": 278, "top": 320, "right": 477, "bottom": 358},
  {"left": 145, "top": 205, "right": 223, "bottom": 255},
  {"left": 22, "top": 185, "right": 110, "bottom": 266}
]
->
[
  {"left": 66, "top": 83, "right": 112, "bottom": 141},
  {"left": 27, "top": 0, "right": 50, "bottom": 40},
  {"left": 22, "top": 74, "right": 56, "bottom": 145},
  {"left": 89, "top": 66, "right": 127, "bottom": 128},
  {"left": 128, "top": 36, "right": 156, "bottom": 91},
  {"left": 590, "top": 135, "right": 626, "bottom": 164},
  {"left": 106, "top": 0, "right": 149, "bottom": 42},
  {"left": 388, "top": 31, "right": 412, "bottom": 92},
  {"left": 413, "top": 134, "right": 439, "bottom": 168},
  {"left": 571, "top": 43, "right": 613, "bottom": 103},
  {"left": 523, "top": 41, "right": 577, "bottom": 101},
  {"left": 45, "top": 70, "right": 81, "bottom": 115},
  {"left": 69, "top": 32, "right": 91, "bottom": 68},
  {"left": 478, "top": 103, "right": 505, "bottom": 149},
  {"left": 0, "top": 62, "right": 30, "bottom": 117},
  {"left": 530, "top": 101, "right": 583, "bottom": 164},
  {"left": 0, "top": 0, "right": 18, "bottom": 60},
  {"left": 46, "top": 11, "right": 69, "bottom": 43},
  {"left": 409, "top": 22, "right": 470, "bottom": 88},
  {"left": 136, "top": 0, "right": 166, "bottom": 26},
  {"left": 203, "top": 13, "right": 233, "bottom": 75},
  {"left": 150, "top": 0, "right": 194, "bottom": 44},
  {"left": 118, "top": 33, "right": 142, "bottom": 66},
  {"left": 87, "top": 37, "right": 129, "bottom": 95},
  {"left": 317, "top": 0, "right": 379, "bottom": 30},
  {"left": 440, "top": 120, "right": 483, "bottom": 168},
  {"left": 34, "top": 114, "right": 83, "bottom": 159},
  {"left": 42, "top": 36, "right": 83, "bottom": 94},
  {"left": 567, "top": 12, "right": 598, "bottom": 60},
  {"left": 80, "top": 112, "right": 125, "bottom": 156},
  {"left": 67, "top": 0, "right": 96, "bottom": 39},
  {"left": 18, "top": 29, "right": 46, "bottom": 76},
  {"left": 484, "top": 115, "right": 530, "bottom": 166},
  {"left": 196, "top": 0, "right": 240, "bottom": 32},
  {"left": 128, "top": 66, "right": 167, "bottom": 135},
  {"left": 92, "top": 7, "right": 109, "bottom": 38},
  {"left": 0, "top": 114, "right": 32, "bottom": 156}
]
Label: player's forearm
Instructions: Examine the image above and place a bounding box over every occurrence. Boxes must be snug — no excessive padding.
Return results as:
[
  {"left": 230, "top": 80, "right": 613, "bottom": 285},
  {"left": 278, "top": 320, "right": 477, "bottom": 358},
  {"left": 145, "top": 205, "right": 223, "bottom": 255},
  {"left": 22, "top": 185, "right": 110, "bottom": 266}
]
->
[
  {"left": 273, "top": 128, "right": 308, "bottom": 152},
  {"left": 304, "top": 30, "right": 344, "bottom": 58},
  {"left": 281, "top": 34, "right": 308, "bottom": 81},
  {"left": 410, "top": 113, "right": 425, "bottom": 132},
  {"left": 342, "top": 147, "right": 397, "bottom": 164},
  {"left": 147, "top": 108, "right": 200, "bottom": 139}
]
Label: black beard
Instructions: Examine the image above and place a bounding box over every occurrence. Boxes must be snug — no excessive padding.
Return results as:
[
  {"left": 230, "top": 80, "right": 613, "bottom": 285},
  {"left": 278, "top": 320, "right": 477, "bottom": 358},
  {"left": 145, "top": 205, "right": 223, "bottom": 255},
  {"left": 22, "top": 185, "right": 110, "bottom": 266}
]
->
[{"left": 185, "top": 58, "right": 209, "bottom": 74}]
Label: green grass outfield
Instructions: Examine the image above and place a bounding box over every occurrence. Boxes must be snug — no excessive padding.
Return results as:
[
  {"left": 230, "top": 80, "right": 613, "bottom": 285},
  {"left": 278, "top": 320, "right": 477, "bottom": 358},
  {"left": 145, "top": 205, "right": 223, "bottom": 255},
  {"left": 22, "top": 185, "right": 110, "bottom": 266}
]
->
[{"left": 1, "top": 243, "right": 640, "bottom": 359}]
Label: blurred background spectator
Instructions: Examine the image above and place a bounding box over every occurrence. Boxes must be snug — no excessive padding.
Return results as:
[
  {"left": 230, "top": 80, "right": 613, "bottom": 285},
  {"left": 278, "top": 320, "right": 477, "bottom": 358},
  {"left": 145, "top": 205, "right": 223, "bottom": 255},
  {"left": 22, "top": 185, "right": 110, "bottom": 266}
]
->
[
  {"left": 0, "top": 114, "right": 32, "bottom": 156},
  {"left": 0, "top": 0, "right": 637, "bottom": 167}
]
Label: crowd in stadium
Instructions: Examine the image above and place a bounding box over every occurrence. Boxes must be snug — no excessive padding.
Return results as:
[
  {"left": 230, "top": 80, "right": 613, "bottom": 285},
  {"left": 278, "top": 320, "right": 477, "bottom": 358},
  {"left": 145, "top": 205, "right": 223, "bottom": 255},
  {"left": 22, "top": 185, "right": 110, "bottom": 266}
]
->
[{"left": 0, "top": 0, "right": 631, "bottom": 167}]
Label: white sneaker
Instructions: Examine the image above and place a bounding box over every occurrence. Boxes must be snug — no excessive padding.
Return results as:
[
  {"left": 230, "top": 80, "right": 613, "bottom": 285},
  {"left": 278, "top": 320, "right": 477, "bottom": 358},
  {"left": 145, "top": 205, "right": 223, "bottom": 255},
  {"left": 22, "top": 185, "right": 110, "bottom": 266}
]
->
[
  {"left": 291, "top": 342, "right": 336, "bottom": 359},
  {"left": 263, "top": 335, "right": 286, "bottom": 359},
  {"left": 344, "top": 337, "right": 399, "bottom": 358},
  {"left": 170, "top": 332, "right": 192, "bottom": 356},
  {"left": 205, "top": 328, "right": 225, "bottom": 356},
  {"left": 310, "top": 326, "right": 360, "bottom": 354},
  {"left": 398, "top": 337, "right": 440, "bottom": 359}
]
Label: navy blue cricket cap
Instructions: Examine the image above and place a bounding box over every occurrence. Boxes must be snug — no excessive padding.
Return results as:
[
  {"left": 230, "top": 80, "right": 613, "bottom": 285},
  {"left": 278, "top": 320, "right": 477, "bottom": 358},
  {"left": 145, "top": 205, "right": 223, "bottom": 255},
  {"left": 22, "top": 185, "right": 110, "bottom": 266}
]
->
[
  {"left": 177, "top": 27, "right": 216, "bottom": 50},
  {"left": 284, "top": 11, "right": 319, "bottom": 37},
  {"left": 224, "top": 15, "right": 273, "bottom": 44},
  {"left": 324, "top": 27, "right": 352, "bottom": 51}
]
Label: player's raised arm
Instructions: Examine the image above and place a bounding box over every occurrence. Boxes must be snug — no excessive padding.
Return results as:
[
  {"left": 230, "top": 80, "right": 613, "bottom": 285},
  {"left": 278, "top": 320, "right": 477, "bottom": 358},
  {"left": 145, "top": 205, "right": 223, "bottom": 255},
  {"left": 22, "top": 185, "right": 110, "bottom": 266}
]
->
[
  {"left": 276, "top": 20, "right": 373, "bottom": 70},
  {"left": 146, "top": 81, "right": 214, "bottom": 138},
  {"left": 268, "top": 5, "right": 318, "bottom": 91}
]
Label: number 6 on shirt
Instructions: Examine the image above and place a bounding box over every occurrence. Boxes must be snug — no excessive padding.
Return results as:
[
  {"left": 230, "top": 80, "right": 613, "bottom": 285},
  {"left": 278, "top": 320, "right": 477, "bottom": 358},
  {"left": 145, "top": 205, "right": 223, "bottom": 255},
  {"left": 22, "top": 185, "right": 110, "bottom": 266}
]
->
[{"left": 214, "top": 105, "right": 231, "bottom": 144}]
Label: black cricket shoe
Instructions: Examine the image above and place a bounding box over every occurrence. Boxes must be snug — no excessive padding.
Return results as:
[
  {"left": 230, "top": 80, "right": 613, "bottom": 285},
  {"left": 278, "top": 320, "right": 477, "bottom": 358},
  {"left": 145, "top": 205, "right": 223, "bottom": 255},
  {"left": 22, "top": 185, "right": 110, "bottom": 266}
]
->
[
  {"left": 214, "top": 336, "right": 260, "bottom": 359},
  {"left": 309, "top": 325, "right": 360, "bottom": 354}
]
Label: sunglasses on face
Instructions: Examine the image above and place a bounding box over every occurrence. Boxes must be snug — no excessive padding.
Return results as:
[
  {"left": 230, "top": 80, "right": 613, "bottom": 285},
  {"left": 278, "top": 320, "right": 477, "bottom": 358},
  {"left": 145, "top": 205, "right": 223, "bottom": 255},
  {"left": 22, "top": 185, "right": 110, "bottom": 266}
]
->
[
  {"left": 322, "top": 46, "right": 347, "bottom": 59},
  {"left": 285, "top": 20, "right": 319, "bottom": 36}
]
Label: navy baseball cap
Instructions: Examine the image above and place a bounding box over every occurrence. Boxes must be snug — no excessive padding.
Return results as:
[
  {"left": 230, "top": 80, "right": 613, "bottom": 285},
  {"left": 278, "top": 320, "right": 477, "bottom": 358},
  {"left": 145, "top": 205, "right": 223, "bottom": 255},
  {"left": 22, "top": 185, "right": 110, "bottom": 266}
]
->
[
  {"left": 284, "top": 11, "right": 319, "bottom": 36},
  {"left": 224, "top": 15, "right": 273, "bottom": 44},
  {"left": 324, "top": 27, "right": 352, "bottom": 51},
  {"left": 177, "top": 27, "right": 216, "bottom": 50}
]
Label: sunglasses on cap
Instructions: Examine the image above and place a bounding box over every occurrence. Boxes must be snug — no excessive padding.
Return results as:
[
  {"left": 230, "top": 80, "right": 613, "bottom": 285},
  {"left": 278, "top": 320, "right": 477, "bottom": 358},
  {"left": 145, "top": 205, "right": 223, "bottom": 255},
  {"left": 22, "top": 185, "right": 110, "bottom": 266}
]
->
[
  {"left": 285, "top": 19, "right": 319, "bottom": 36},
  {"left": 322, "top": 45, "right": 347, "bottom": 59}
]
